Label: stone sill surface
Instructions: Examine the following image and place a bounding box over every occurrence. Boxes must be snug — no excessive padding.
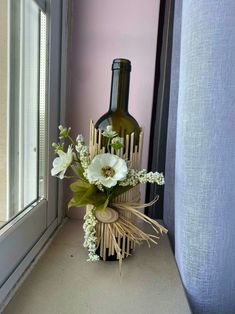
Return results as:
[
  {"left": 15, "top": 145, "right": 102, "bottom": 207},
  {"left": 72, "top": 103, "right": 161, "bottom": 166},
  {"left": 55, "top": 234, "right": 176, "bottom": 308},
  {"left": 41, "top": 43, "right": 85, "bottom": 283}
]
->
[{"left": 3, "top": 219, "right": 191, "bottom": 314}]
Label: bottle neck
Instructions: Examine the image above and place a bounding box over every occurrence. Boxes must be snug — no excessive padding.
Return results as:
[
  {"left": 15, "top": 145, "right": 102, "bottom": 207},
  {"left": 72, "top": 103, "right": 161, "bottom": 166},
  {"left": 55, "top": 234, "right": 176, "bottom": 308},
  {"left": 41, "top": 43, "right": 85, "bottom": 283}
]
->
[{"left": 109, "top": 69, "right": 130, "bottom": 113}]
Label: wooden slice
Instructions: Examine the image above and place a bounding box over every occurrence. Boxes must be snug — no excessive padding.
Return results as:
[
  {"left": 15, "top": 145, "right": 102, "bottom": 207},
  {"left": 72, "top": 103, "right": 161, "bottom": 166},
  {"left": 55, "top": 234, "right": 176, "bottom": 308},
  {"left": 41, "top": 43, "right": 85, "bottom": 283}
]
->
[{"left": 95, "top": 207, "right": 119, "bottom": 223}]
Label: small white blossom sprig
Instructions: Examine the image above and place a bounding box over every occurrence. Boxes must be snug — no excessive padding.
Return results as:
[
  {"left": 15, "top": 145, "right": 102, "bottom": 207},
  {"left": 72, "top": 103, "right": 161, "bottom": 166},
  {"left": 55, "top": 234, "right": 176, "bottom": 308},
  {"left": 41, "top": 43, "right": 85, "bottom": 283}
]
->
[
  {"left": 75, "top": 135, "right": 90, "bottom": 170},
  {"left": 102, "top": 125, "right": 124, "bottom": 152},
  {"left": 58, "top": 125, "right": 71, "bottom": 138},
  {"left": 119, "top": 169, "right": 165, "bottom": 187},
  {"left": 83, "top": 211, "right": 100, "bottom": 262},
  {"left": 51, "top": 126, "right": 91, "bottom": 179},
  {"left": 102, "top": 125, "right": 117, "bottom": 138}
]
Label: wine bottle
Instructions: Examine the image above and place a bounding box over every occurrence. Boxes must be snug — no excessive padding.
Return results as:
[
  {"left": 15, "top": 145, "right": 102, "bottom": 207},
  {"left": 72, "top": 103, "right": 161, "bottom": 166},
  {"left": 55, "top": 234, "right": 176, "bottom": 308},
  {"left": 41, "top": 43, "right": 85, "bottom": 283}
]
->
[
  {"left": 95, "top": 59, "right": 140, "bottom": 261},
  {"left": 95, "top": 58, "right": 140, "bottom": 147}
]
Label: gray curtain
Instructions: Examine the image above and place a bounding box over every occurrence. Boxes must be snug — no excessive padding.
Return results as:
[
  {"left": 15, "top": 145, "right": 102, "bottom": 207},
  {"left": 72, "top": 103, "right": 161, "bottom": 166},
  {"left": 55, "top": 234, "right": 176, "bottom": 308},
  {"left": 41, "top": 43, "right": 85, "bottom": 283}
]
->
[
  {"left": 163, "top": 0, "right": 182, "bottom": 245},
  {"left": 164, "top": 1, "right": 235, "bottom": 313}
]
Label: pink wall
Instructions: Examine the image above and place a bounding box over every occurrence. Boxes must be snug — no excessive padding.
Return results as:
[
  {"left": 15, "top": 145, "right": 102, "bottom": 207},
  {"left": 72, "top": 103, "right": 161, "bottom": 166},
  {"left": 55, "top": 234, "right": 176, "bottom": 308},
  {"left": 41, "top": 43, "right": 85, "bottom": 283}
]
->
[{"left": 67, "top": 0, "right": 160, "bottom": 218}]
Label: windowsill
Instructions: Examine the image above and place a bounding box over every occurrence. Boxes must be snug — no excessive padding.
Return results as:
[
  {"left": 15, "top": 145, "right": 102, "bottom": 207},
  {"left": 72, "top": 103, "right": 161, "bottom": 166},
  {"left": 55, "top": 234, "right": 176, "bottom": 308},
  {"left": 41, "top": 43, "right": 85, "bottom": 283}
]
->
[{"left": 3, "top": 219, "right": 191, "bottom": 314}]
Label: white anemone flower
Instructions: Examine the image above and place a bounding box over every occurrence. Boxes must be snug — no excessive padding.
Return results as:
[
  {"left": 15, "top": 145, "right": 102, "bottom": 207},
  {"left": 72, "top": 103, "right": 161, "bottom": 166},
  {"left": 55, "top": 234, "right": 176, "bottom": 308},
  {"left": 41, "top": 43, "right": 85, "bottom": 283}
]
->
[
  {"left": 86, "top": 153, "right": 128, "bottom": 188},
  {"left": 51, "top": 146, "right": 73, "bottom": 179}
]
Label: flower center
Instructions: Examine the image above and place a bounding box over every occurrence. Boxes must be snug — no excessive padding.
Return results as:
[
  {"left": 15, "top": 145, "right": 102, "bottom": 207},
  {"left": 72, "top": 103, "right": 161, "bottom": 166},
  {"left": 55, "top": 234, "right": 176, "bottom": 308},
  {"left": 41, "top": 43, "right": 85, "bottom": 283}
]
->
[{"left": 101, "top": 166, "right": 115, "bottom": 178}]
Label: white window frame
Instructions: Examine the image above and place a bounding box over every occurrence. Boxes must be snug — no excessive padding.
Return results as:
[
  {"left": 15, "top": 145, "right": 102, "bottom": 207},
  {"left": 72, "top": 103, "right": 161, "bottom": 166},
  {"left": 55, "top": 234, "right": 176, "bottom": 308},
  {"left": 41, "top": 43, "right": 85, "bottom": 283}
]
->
[{"left": 0, "top": 0, "right": 68, "bottom": 308}]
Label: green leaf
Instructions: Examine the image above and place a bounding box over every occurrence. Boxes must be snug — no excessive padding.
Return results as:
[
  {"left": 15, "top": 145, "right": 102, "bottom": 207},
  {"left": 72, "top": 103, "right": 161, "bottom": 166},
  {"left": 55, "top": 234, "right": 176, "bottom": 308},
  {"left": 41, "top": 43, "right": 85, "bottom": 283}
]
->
[
  {"left": 76, "top": 163, "right": 86, "bottom": 180},
  {"left": 68, "top": 180, "right": 94, "bottom": 208},
  {"left": 110, "top": 185, "right": 134, "bottom": 199},
  {"left": 68, "top": 196, "right": 84, "bottom": 209},
  {"left": 110, "top": 142, "right": 123, "bottom": 150},
  {"left": 70, "top": 179, "right": 91, "bottom": 192},
  {"left": 70, "top": 163, "right": 86, "bottom": 180},
  {"left": 68, "top": 179, "right": 110, "bottom": 210},
  {"left": 95, "top": 196, "right": 109, "bottom": 211}
]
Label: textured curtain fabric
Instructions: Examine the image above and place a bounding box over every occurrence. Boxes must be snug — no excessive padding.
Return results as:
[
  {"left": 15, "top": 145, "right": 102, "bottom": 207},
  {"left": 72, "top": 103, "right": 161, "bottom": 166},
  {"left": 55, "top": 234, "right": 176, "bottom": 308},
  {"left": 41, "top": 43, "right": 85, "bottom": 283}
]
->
[
  {"left": 163, "top": 0, "right": 182, "bottom": 246},
  {"left": 164, "top": 1, "right": 235, "bottom": 313}
]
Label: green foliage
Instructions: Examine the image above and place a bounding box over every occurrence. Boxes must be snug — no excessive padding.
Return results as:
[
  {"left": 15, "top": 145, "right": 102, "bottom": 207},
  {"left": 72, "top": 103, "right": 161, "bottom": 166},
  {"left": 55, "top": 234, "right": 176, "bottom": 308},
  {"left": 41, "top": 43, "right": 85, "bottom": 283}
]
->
[
  {"left": 52, "top": 142, "right": 64, "bottom": 153},
  {"left": 71, "top": 163, "right": 86, "bottom": 180},
  {"left": 109, "top": 184, "right": 133, "bottom": 199},
  {"left": 68, "top": 179, "right": 109, "bottom": 211},
  {"left": 110, "top": 141, "right": 123, "bottom": 151}
]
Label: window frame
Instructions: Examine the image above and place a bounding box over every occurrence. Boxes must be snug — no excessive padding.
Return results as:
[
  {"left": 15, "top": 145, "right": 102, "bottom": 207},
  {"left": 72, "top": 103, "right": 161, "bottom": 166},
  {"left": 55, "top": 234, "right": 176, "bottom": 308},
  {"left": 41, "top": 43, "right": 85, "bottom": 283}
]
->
[{"left": 0, "top": 0, "right": 68, "bottom": 307}]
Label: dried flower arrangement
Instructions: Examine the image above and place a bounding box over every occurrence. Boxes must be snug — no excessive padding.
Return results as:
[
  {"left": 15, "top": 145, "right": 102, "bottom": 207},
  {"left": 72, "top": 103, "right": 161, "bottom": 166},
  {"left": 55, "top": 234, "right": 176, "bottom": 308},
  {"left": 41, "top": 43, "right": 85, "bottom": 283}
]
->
[{"left": 51, "top": 123, "right": 167, "bottom": 267}]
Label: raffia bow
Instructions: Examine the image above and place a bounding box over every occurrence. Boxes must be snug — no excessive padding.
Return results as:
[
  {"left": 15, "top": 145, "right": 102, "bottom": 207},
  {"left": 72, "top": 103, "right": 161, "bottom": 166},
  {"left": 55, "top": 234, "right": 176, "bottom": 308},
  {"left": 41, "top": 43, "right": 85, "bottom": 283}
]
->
[{"left": 95, "top": 196, "right": 168, "bottom": 271}]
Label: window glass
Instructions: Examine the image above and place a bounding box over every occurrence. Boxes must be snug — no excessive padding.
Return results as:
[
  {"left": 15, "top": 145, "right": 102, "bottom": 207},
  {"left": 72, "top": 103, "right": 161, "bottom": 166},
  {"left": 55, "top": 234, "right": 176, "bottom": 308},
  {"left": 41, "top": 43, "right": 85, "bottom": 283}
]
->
[{"left": 0, "top": 0, "right": 47, "bottom": 227}]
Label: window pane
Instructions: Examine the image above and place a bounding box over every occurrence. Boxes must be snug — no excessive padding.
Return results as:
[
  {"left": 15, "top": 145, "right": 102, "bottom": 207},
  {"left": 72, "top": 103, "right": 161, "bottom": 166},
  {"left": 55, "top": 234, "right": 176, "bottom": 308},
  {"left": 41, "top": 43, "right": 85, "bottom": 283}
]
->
[
  {"left": 39, "top": 11, "right": 47, "bottom": 199},
  {"left": 0, "top": 0, "right": 47, "bottom": 227}
]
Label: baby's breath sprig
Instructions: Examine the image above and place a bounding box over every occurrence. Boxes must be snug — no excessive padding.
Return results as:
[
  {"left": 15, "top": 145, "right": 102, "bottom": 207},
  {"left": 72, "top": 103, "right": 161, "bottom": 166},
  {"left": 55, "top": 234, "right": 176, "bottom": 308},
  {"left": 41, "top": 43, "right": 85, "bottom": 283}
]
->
[
  {"left": 119, "top": 169, "right": 165, "bottom": 186},
  {"left": 75, "top": 135, "right": 90, "bottom": 170},
  {"left": 83, "top": 211, "right": 99, "bottom": 262}
]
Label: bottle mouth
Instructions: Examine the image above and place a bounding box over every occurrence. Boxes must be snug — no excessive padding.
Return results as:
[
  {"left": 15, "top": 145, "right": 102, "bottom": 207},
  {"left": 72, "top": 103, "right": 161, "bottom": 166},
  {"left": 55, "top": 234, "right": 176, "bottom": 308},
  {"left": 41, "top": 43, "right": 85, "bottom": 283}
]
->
[{"left": 112, "top": 58, "right": 131, "bottom": 71}]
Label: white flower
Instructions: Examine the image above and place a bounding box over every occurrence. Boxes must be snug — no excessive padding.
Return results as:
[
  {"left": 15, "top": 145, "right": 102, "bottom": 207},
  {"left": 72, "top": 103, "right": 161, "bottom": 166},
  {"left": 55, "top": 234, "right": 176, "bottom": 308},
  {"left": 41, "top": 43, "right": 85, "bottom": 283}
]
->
[
  {"left": 86, "top": 153, "right": 128, "bottom": 188},
  {"left": 51, "top": 146, "right": 73, "bottom": 179},
  {"left": 102, "top": 125, "right": 117, "bottom": 138}
]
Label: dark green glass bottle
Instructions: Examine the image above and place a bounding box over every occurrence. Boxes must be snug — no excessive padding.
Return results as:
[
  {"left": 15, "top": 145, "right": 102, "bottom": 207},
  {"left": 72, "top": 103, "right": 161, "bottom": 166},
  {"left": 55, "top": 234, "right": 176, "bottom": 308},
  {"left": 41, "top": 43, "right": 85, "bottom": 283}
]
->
[
  {"left": 95, "top": 58, "right": 140, "bottom": 147},
  {"left": 95, "top": 59, "right": 139, "bottom": 261}
]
